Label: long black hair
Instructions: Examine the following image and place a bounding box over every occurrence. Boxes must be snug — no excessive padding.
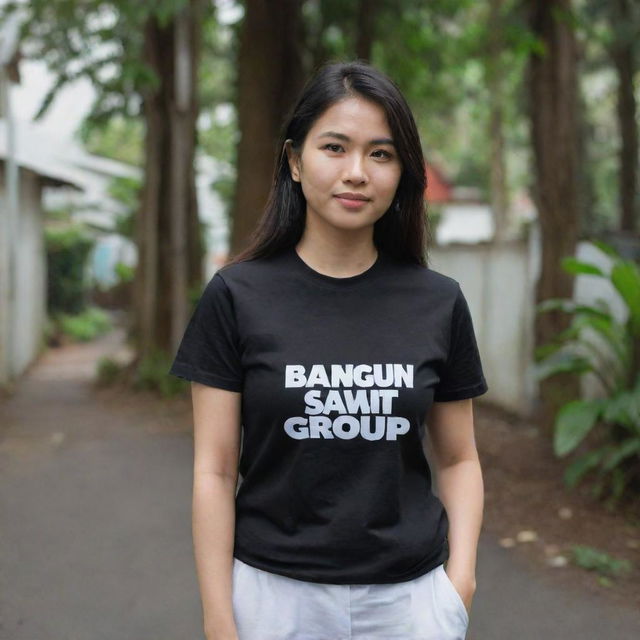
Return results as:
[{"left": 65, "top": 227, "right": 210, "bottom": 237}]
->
[{"left": 228, "top": 59, "right": 432, "bottom": 267}]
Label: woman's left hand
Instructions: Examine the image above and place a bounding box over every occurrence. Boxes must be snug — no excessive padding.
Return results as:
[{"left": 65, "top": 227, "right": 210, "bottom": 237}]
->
[{"left": 444, "top": 566, "right": 476, "bottom": 615}]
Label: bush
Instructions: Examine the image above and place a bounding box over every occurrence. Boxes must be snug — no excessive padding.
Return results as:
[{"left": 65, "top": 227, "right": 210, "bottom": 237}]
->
[
  {"left": 135, "top": 348, "right": 188, "bottom": 397},
  {"left": 54, "top": 306, "right": 112, "bottom": 342},
  {"left": 96, "top": 356, "right": 124, "bottom": 386},
  {"left": 45, "top": 225, "right": 95, "bottom": 314},
  {"left": 534, "top": 240, "right": 640, "bottom": 506},
  {"left": 570, "top": 544, "right": 632, "bottom": 583}
]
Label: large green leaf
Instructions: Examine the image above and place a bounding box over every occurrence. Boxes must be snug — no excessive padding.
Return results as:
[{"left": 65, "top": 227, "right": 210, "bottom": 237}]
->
[
  {"left": 602, "top": 391, "right": 640, "bottom": 434},
  {"left": 554, "top": 400, "right": 602, "bottom": 456},
  {"left": 561, "top": 257, "right": 606, "bottom": 277},
  {"left": 601, "top": 439, "right": 640, "bottom": 472},
  {"left": 534, "top": 351, "right": 592, "bottom": 381},
  {"left": 536, "top": 298, "right": 612, "bottom": 322},
  {"left": 563, "top": 448, "right": 606, "bottom": 487},
  {"left": 571, "top": 314, "right": 628, "bottom": 369},
  {"left": 611, "top": 261, "right": 640, "bottom": 335},
  {"left": 590, "top": 239, "right": 620, "bottom": 258}
]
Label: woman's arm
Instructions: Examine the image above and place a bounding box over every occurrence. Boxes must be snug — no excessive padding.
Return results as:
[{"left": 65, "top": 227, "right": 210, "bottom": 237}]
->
[
  {"left": 425, "top": 398, "right": 484, "bottom": 613},
  {"left": 191, "top": 382, "right": 242, "bottom": 640}
]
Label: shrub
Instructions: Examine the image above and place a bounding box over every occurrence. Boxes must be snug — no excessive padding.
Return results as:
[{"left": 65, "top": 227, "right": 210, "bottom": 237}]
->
[
  {"left": 534, "top": 240, "right": 640, "bottom": 506},
  {"left": 135, "top": 348, "right": 188, "bottom": 397},
  {"left": 45, "top": 225, "right": 95, "bottom": 314},
  {"left": 55, "top": 306, "right": 112, "bottom": 342}
]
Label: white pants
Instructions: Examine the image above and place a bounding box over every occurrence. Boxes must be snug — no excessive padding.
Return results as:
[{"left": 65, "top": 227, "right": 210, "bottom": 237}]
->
[{"left": 231, "top": 557, "right": 469, "bottom": 640}]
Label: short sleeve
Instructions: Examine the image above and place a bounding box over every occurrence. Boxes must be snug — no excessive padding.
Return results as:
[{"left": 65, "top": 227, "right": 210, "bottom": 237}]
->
[
  {"left": 168, "top": 272, "right": 243, "bottom": 392},
  {"left": 433, "top": 283, "right": 488, "bottom": 402}
]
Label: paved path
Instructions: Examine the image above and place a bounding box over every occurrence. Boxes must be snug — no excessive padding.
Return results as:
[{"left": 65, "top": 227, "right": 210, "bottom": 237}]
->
[{"left": 1, "top": 330, "right": 638, "bottom": 639}]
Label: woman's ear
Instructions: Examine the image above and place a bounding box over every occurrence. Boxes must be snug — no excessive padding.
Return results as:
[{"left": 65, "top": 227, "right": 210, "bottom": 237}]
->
[{"left": 284, "top": 139, "right": 301, "bottom": 183}]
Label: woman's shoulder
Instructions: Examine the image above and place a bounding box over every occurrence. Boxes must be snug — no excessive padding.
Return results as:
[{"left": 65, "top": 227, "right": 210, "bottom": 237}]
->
[
  {"left": 213, "top": 250, "right": 288, "bottom": 285},
  {"left": 385, "top": 253, "right": 460, "bottom": 295}
]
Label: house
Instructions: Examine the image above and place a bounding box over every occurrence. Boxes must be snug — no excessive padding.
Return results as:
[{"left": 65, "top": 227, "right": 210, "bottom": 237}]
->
[
  {"left": 425, "top": 161, "right": 495, "bottom": 244},
  {"left": 0, "top": 121, "right": 84, "bottom": 386}
]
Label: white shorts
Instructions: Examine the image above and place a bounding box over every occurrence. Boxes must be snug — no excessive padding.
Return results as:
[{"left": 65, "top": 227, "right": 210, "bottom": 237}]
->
[{"left": 231, "top": 557, "right": 469, "bottom": 640}]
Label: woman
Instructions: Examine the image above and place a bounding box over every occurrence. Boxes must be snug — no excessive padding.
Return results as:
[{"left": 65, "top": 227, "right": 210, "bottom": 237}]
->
[{"left": 170, "top": 60, "right": 488, "bottom": 640}]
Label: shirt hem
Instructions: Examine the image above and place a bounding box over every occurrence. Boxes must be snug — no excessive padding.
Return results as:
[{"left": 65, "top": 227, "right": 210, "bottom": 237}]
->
[
  {"left": 232, "top": 536, "right": 449, "bottom": 585},
  {"left": 433, "top": 378, "right": 488, "bottom": 402},
  {"left": 168, "top": 362, "right": 242, "bottom": 392}
]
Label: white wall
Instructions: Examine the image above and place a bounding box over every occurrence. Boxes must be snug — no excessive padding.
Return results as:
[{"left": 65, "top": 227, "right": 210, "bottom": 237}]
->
[
  {"left": 430, "top": 235, "right": 536, "bottom": 415},
  {"left": 427, "top": 227, "right": 626, "bottom": 417},
  {"left": 0, "top": 168, "right": 47, "bottom": 384},
  {"left": 12, "top": 170, "right": 47, "bottom": 375}
]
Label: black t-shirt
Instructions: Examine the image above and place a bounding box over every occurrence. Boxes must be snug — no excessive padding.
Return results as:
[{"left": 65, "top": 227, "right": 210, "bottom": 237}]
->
[{"left": 169, "top": 245, "right": 488, "bottom": 584}]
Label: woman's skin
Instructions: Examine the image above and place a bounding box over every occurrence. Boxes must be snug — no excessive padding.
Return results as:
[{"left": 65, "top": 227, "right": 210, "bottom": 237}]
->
[
  {"left": 192, "top": 95, "right": 481, "bottom": 639},
  {"left": 284, "top": 95, "right": 401, "bottom": 277}
]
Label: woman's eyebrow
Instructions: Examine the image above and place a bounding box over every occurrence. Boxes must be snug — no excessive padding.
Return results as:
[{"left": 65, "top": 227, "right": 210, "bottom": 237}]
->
[{"left": 316, "top": 131, "right": 395, "bottom": 146}]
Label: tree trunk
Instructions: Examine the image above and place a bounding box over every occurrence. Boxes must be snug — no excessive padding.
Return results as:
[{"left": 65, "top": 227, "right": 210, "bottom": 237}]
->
[
  {"left": 528, "top": 0, "right": 582, "bottom": 431},
  {"left": 355, "top": 0, "right": 377, "bottom": 61},
  {"left": 486, "top": 0, "right": 509, "bottom": 242},
  {"left": 611, "top": 0, "right": 638, "bottom": 235},
  {"left": 135, "top": 0, "right": 203, "bottom": 361},
  {"left": 229, "top": 0, "right": 305, "bottom": 257}
]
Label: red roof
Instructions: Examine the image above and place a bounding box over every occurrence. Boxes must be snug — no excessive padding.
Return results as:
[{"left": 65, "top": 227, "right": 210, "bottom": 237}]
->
[{"left": 424, "top": 163, "right": 452, "bottom": 204}]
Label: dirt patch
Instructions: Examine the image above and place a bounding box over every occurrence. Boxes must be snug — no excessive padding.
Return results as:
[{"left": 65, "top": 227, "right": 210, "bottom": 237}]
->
[{"left": 475, "top": 401, "right": 640, "bottom": 611}]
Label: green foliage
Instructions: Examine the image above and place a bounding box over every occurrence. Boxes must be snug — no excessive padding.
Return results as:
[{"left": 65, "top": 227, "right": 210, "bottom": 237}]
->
[
  {"left": 3, "top": 0, "right": 213, "bottom": 127},
  {"left": 135, "top": 348, "right": 188, "bottom": 397},
  {"left": 54, "top": 306, "right": 112, "bottom": 342},
  {"left": 210, "top": 172, "right": 236, "bottom": 210},
  {"left": 114, "top": 261, "right": 135, "bottom": 284},
  {"left": 45, "top": 225, "right": 95, "bottom": 314},
  {"left": 96, "top": 356, "right": 123, "bottom": 386},
  {"left": 109, "top": 175, "right": 141, "bottom": 239},
  {"left": 569, "top": 544, "right": 632, "bottom": 580},
  {"left": 79, "top": 116, "right": 144, "bottom": 167},
  {"left": 534, "top": 241, "right": 640, "bottom": 506}
]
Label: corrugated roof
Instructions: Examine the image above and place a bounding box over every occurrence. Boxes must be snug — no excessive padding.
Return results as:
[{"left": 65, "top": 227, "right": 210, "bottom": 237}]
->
[{"left": 0, "top": 119, "right": 85, "bottom": 189}]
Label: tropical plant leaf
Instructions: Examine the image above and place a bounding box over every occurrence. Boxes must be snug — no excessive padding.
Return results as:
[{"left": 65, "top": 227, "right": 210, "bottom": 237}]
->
[
  {"left": 563, "top": 448, "right": 606, "bottom": 487},
  {"left": 601, "top": 439, "right": 640, "bottom": 472},
  {"left": 536, "top": 298, "right": 612, "bottom": 323},
  {"left": 610, "top": 261, "right": 640, "bottom": 335},
  {"left": 534, "top": 351, "right": 592, "bottom": 381},
  {"left": 589, "top": 239, "right": 619, "bottom": 258},
  {"left": 535, "top": 298, "right": 573, "bottom": 314},
  {"left": 534, "top": 341, "right": 566, "bottom": 361},
  {"left": 601, "top": 391, "right": 640, "bottom": 434},
  {"left": 554, "top": 400, "right": 602, "bottom": 456},
  {"left": 561, "top": 257, "right": 606, "bottom": 277}
]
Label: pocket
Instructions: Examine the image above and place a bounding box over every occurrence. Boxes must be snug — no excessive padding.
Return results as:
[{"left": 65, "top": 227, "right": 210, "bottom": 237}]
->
[{"left": 438, "top": 565, "right": 469, "bottom": 626}]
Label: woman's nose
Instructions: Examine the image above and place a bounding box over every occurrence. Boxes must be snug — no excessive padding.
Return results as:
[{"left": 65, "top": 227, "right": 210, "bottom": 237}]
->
[{"left": 343, "top": 154, "right": 368, "bottom": 183}]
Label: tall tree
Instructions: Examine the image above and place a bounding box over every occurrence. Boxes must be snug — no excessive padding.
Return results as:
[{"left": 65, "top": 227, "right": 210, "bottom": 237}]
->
[
  {"left": 484, "top": 0, "right": 509, "bottom": 241},
  {"left": 528, "top": 0, "right": 582, "bottom": 428},
  {"left": 229, "top": 0, "right": 305, "bottom": 256},
  {"left": 578, "top": 0, "right": 639, "bottom": 235},
  {"left": 609, "top": 0, "right": 639, "bottom": 234},
  {"left": 9, "top": 0, "right": 207, "bottom": 365},
  {"left": 137, "top": 0, "right": 204, "bottom": 360},
  {"left": 355, "top": 0, "right": 378, "bottom": 61}
]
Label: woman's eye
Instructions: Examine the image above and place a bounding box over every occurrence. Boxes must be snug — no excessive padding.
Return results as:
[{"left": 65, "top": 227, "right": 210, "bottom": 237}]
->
[{"left": 321, "top": 144, "right": 393, "bottom": 159}]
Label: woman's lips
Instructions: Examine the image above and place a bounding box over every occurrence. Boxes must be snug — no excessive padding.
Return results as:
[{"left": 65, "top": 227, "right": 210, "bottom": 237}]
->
[{"left": 334, "top": 195, "right": 370, "bottom": 209}]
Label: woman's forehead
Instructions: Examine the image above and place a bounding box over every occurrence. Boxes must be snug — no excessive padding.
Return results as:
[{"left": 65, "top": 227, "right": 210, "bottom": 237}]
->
[{"left": 309, "top": 97, "right": 392, "bottom": 139}]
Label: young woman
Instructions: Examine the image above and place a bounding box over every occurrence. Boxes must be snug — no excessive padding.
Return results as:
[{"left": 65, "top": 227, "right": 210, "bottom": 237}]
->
[{"left": 170, "top": 60, "right": 488, "bottom": 640}]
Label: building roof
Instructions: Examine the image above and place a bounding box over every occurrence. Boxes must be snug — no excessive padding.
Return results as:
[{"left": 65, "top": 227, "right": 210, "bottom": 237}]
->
[{"left": 0, "top": 119, "right": 85, "bottom": 189}]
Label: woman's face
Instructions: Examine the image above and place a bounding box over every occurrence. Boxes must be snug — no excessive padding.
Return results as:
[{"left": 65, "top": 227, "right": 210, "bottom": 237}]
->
[{"left": 286, "top": 96, "right": 402, "bottom": 235}]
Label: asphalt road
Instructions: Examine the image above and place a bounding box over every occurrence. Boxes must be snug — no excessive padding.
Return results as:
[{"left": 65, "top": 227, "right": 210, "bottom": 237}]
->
[{"left": 1, "top": 329, "right": 638, "bottom": 639}]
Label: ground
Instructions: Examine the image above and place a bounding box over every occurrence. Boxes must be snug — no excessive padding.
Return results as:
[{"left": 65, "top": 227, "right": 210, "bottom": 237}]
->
[
  {"left": 1, "top": 329, "right": 639, "bottom": 639},
  {"left": 475, "top": 400, "right": 640, "bottom": 610}
]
